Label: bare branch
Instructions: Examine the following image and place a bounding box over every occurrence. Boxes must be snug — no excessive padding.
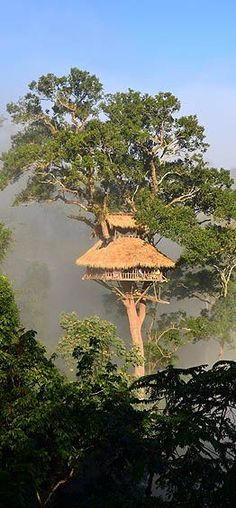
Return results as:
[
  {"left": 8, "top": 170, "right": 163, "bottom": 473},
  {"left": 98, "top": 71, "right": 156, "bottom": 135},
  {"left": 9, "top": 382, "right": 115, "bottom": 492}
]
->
[
  {"left": 136, "top": 293, "right": 170, "bottom": 305},
  {"left": 134, "top": 283, "right": 153, "bottom": 306},
  {"left": 49, "top": 174, "right": 87, "bottom": 198},
  {"left": 44, "top": 469, "right": 74, "bottom": 506},
  {"left": 68, "top": 214, "right": 96, "bottom": 231},
  {"left": 53, "top": 193, "right": 88, "bottom": 211},
  {"left": 41, "top": 174, "right": 89, "bottom": 212},
  {"left": 167, "top": 188, "right": 199, "bottom": 206},
  {"left": 198, "top": 218, "right": 211, "bottom": 225},
  {"left": 178, "top": 283, "right": 213, "bottom": 305},
  {"left": 155, "top": 326, "right": 192, "bottom": 343},
  {"left": 226, "top": 261, "right": 236, "bottom": 283},
  {"left": 158, "top": 171, "right": 182, "bottom": 186}
]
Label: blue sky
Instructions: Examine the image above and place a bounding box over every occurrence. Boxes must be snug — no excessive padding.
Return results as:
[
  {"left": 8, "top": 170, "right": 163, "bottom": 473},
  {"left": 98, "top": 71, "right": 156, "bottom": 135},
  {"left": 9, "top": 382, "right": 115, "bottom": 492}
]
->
[{"left": 1, "top": 0, "right": 236, "bottom": 169}]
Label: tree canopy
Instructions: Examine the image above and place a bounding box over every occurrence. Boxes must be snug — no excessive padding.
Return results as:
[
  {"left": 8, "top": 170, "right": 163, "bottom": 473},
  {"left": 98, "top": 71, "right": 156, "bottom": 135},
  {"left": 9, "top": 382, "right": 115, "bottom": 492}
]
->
[{"left": 2, "top": 69, "right": 234, "bottom": 235}]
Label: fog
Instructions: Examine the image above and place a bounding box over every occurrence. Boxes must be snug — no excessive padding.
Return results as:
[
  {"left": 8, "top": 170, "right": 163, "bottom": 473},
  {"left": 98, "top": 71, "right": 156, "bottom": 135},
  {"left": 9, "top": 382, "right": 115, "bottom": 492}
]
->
[
  {"left": 1, "top": 181, "right": 121, "bottom": 352},
  {"left": 1, "top": 87, "right": 236, "bottom": 367},
  {"left": 1, "top": 174, "right": 235, "bottom": 370}
]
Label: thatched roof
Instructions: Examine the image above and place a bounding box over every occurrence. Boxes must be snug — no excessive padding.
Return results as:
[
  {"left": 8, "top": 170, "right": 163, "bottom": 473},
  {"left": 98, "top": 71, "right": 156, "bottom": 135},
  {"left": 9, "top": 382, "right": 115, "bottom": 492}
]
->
[
  {"left": 76, "top": 237, "right": 175, "bottom": 270},
  {"left": 106, "top": 213, "right": 145, "bottom": 230}
]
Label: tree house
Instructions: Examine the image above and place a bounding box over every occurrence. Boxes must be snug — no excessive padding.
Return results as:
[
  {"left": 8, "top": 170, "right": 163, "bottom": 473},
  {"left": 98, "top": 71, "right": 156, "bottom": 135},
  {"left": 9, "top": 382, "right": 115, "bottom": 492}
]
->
[
  {"left": 105, "top": 213, "right": 147, "bottom": 238},
  {"left": 76, "top": 237, "right": 175, "bottom": 283},
  {"left": 75, "top": 214, "right": 175, "bottom": 377}
]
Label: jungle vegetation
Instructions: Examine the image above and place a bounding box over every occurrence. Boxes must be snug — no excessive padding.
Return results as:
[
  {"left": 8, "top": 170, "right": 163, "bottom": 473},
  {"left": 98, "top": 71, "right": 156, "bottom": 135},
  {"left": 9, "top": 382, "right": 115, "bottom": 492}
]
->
[{"left": 0, "top": 69, "right": 236, "bottom": 506}]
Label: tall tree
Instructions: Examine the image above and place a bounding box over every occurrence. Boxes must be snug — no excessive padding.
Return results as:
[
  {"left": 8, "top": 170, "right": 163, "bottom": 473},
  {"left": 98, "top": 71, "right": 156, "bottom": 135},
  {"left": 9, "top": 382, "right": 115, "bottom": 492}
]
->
[{"left": 1, "top": 69, "right": 235, "bottom": 374}]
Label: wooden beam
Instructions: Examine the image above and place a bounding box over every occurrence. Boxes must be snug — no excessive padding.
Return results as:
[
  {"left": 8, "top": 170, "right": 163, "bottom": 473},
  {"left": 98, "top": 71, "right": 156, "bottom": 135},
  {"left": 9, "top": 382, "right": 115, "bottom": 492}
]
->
[{"left": 134, "top": 292, "right": 170, "bottom": 304}]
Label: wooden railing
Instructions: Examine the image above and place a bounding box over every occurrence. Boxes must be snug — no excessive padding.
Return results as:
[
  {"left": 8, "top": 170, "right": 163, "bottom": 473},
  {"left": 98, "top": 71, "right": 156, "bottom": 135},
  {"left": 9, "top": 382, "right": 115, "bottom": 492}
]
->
[{"left": 83, "top": 270, "right": 163, "bottom": 282}]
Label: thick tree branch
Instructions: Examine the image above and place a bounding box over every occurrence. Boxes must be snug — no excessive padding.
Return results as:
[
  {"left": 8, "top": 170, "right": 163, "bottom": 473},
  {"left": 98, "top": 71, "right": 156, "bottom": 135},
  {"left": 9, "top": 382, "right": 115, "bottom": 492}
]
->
[
  {"left": 32, "top": 114, "right": 58, "bottom": 135},
  {"left": 150, "top": 159, "right": 159, "bottom": 194},
  {"left": 178, "top": 283, "right": 213, "bottom": 305},
  {"left": 213, "top": 261, "right": 236, "bottom": 297},
  {"left": 41, "top": 175, "right": 89, "bottom": 211}
]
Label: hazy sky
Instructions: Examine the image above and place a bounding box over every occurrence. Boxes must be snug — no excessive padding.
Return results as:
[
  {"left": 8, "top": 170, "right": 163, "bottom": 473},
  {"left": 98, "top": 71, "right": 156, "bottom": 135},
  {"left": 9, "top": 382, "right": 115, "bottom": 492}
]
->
[{"left": 1, "top": 0, "right": 236, "bottom": 169}]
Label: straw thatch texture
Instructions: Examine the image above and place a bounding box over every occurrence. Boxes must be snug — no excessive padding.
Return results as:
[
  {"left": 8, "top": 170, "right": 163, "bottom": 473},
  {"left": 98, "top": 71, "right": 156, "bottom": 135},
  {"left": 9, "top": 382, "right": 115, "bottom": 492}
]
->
[
  {"left": 76, "top": 237, "right": 175, "bottom": 270},
  {"left": 106, "top": 213, "right": 145, "bottom": 230}
]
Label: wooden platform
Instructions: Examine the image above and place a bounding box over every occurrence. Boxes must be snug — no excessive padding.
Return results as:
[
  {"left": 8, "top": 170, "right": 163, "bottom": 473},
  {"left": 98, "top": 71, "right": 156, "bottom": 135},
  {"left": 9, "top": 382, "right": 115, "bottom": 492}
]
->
[{"left": 82, "top": 270, "right": 163, "bottom": 282}]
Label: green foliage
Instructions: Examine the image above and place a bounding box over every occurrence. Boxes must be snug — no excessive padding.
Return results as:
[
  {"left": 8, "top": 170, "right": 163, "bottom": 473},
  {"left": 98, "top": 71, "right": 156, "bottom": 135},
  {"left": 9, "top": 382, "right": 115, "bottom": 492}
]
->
[
  {"left": 135, "top": 360, "right": 236, "bottom": 507},
  {"left": 214, "top": 188, "right": 236, "bottom": 221},
  {"left": 182, "top": 224, "right": 236, "bottom": 267},
  {"left": 2, "top": 69, "right": 229, "bottom": 225},
  {"left": 144, "top": 311, "right": 205, "bottom": 372},
  {"left": 57, "top": 312, "right": 140, "bottom": 380},
  {"left": 0, "top": 279, "right": 68, "bottom": 507},
  {"left": 0, "top": 294, "right": 143, "bottom": 507},
  {"left": 207, "top": 281, "right": 236, "bottom": 345},
  {"left": 2, "top": 69, "right": 234, "bottom": 241},
  {"left": 0, "top": 284, "right": 236, "bottom": 507},
  {"left": 136, "top": 189, "right": 197, "bottom": 242},
  {"left": 0, "top": 275, "right": 19, "bottom": 344},
  {"left": 0, "top": 224, "right": 11, "bottom": 263},
  {"left": 1, "top": 69, "right": 114, "bottom": 220},
  {"left": 103, "top": 89, "right": 207, "bottom": 156},
  {"left": 146, "top": 281, "right": 236, "bottom": 371}
]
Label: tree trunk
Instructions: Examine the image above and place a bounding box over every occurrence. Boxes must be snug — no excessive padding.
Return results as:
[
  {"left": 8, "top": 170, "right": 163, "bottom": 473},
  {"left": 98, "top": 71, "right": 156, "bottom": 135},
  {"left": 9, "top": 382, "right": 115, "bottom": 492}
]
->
[
  {"left": 150, "top": 159, "right": 158, "bottom": 195},
  {"left": 222, "top": 280, "right": 228, "bottom": 298},
  {"left": 100, "top": 219, "right": 110, "bottom": 240},
  {"left": 123, "top": 296, "right": 146, "bottom": 377},
  {"left": 218, "top": 341, "right": 224, "bottom": 359}
]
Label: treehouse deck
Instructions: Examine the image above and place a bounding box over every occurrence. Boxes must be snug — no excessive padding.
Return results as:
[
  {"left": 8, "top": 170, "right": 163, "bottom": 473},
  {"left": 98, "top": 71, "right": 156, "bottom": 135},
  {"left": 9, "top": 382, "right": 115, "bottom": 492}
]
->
[{"left": 82, "top": 268, "right": 164, "bottom": 282}]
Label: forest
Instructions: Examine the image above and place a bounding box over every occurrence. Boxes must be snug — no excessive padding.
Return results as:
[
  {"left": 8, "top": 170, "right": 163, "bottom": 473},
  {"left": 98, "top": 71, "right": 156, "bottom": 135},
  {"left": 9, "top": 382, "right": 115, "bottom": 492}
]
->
[{"left": 0, "top": 68, "right": 236, "bottom": 507}]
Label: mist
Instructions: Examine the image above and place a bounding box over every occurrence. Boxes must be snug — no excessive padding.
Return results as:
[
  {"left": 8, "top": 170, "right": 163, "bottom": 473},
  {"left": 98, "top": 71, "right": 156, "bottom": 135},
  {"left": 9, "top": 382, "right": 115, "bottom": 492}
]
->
[
  {"left": 1, "top": 79, "right": 236, "bottom": 367},
  {"left": 0, "top": 174, "right": 234, "bottom": 370}
]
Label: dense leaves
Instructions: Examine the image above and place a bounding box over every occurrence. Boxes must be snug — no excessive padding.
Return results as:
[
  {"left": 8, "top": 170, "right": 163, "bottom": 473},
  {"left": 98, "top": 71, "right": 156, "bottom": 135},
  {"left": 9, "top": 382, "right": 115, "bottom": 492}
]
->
[
  {"left": 0, "top": 281, "right": 145, "bottom": 507},
  {"left": 0, "top": 225, "right": 11, "bottom": 264},
  {"left": 57, "top": 312, "right": 139, "bottom": 378},
  {"left": 136, "top": 360, "right": 236, "bottom": 507},
  {"left": 2, "top": 69, "right": 231, "bottom": 229},
  {"left": 0, "top": 277, "right": 70, "bottom": 506},
  {"left": 0, "top": 281, "right": 236, "bottom": 506},
  {"left": 147, "top": 279, "right": 236, "bottom": 370}
]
